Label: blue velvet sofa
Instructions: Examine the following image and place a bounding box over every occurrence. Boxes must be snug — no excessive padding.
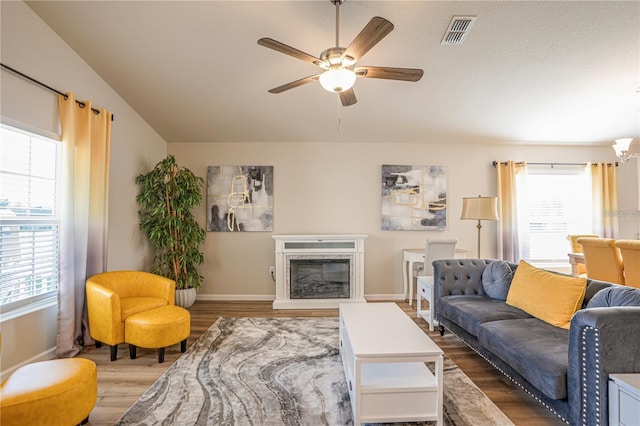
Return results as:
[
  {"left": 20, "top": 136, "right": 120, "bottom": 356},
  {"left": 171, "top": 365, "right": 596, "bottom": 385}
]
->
[{"left": 432, "top": 258, "right": 640, "bottom": 426}]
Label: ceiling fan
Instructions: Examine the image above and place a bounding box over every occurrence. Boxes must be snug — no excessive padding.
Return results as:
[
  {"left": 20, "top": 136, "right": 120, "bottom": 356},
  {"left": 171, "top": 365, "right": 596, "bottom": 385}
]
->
[{"left": 257, "top": 0, "right": 424, "bottom": 107}]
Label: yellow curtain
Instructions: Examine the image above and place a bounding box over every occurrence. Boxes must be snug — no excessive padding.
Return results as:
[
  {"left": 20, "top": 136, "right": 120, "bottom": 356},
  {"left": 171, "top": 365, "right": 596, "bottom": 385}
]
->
[
  {"left": 56, "top": 93, "right": 111, "bottom": 358},
  {"left": 590, "top": 162, "right": 618, "bottom": 239},
  {"left": 496, "top": 161, "right": 528, "bottom": 262}
]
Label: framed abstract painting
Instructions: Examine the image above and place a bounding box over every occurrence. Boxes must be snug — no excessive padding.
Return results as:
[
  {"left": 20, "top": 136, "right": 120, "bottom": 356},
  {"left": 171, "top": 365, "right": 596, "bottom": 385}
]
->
[
  {"left": 207, "top": 165, "right": 273, "bottom": 232},
  {"left": 381, "top": 164, "right": 447, "bottom": 231}
]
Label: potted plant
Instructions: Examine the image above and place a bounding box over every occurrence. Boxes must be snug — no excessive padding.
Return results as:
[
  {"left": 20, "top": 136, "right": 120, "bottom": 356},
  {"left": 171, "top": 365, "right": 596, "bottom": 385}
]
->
[{"left": 135, "top": 155, "right": 206, "bottom": 308}]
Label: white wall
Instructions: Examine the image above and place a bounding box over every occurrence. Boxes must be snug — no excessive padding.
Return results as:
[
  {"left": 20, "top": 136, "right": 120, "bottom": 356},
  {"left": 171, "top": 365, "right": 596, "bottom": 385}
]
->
[
  {"left": 170, "top": 140, "right": 638, "bottom": 300},
  {"left": 0, "top": 1, "right": 167, "bottom": 375}
]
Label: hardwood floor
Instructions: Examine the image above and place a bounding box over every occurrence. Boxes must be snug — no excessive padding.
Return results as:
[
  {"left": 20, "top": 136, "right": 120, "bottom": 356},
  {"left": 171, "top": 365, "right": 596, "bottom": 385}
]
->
[{"left": 79, "top": 301, "right": 566, "bottom": 425}]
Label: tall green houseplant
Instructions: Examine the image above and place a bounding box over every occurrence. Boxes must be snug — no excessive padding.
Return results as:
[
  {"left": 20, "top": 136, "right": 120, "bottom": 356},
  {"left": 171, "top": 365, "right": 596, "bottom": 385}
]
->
[{"left": 136, "top": 155, "right": 206, "bottom": 293}]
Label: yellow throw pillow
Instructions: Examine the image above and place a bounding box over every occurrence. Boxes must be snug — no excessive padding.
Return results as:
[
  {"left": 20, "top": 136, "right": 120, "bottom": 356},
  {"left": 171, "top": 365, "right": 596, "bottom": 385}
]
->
[{"left": 506, "top": 260, "right": 587, "bottom": 329}]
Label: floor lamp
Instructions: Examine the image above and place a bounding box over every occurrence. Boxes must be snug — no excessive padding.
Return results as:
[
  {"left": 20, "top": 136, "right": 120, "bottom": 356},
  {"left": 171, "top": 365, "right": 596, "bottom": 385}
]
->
[{"left": 460, "top": 196, "right": 499, "bottom": 258}]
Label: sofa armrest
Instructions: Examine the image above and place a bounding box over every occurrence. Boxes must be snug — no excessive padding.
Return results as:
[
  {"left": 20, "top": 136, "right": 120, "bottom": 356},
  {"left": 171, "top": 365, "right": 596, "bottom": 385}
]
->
[
  {"left": 86, "top": 281, "right": 124, "bottom": 345},
  {"left": 568, "top": 307, "right": 640, "bottom": 426}
]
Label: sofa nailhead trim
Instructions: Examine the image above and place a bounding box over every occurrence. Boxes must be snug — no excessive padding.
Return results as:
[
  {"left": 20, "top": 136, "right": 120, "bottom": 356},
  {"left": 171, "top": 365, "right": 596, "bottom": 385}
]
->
[{"left": 580, "top": 326, "right": 602, "bottom": 426}]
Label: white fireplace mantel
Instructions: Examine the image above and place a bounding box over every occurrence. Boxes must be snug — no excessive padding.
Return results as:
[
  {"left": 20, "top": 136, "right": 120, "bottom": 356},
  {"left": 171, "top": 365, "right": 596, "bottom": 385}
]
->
[{"left": 272, "top": 234, "right": 367, "bottom": 309}]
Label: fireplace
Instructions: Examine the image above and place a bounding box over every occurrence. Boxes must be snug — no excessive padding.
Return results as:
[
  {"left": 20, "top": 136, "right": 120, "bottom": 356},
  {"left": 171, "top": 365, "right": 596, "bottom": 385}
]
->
[{"left": 273, "top": 235, "right": 367, "bottom": 309}]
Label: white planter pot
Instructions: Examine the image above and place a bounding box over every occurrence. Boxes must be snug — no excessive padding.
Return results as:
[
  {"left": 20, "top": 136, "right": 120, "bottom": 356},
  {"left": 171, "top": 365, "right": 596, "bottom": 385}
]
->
[{"left": 175, "top": 287, "right": 197, "bottom": 309}]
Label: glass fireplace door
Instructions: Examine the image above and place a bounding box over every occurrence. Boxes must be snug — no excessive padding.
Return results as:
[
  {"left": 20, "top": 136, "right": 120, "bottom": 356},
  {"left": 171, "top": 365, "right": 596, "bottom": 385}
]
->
[{"left": 289, "top": 259, "right": 350, "bottom": 299}]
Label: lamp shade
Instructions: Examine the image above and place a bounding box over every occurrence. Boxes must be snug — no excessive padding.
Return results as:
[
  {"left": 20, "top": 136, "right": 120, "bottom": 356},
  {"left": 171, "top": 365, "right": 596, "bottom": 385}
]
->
[{"left": 460, "top": 196, "right": 499, "bottom": 221}]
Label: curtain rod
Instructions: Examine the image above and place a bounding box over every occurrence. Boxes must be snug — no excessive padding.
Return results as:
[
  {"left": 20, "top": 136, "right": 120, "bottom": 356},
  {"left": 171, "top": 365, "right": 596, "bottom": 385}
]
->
[
  {"left": 492, "top": 161, "right": 618, "bottom": 167},
  {"left": 1, "top": 63, "right": 114, "bottom": 122}
]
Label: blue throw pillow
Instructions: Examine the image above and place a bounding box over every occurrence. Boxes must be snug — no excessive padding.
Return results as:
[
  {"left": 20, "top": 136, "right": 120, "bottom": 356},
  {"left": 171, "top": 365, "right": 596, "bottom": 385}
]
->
[
  {"left": 482, "top": 260, "right": 514, "bottom": 300},
  {"left": 586, "top": 286, "right": 640, "bottom": 308}
]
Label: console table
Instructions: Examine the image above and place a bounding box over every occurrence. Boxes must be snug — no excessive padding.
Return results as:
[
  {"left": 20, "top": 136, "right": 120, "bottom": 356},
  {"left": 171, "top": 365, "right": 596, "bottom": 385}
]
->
[{"left": 339, "top": 302, "right": 443, "bottom": 425}]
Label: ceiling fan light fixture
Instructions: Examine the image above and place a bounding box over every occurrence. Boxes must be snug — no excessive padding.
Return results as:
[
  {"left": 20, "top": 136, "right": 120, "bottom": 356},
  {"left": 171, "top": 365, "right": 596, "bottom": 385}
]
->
[
  {"left": 612, "top": 137, "right": 638, "bottom": 163},
  {"left": 319, "top": 67, "right": 356, "bottom": 93},
  {"left": 258, "top": 0, "right": 422, "bottom": 105}
]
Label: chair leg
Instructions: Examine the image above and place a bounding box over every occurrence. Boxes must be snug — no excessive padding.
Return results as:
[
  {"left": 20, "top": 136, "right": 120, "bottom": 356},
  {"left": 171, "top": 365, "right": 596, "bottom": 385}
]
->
[
  {"left": 129, "top": 344, "right": 137, "bottom": 360},
  {"left": 439, "top": 325, "right": 445, "bottom": 336},
  {"left": 79, "top": 416, "right": 89, "bottom": 425},
  {"left": 110, "top": 345, "right": 118, "bottom": 361},
  {"left": 181, "top": 338, "right": 187, "bottom": 353},
  {"left": 95, "top": 341, "right": 102, "bottom": 348},
  {"left": 158, "top": 347, "right": 166, "bottom": 363}
]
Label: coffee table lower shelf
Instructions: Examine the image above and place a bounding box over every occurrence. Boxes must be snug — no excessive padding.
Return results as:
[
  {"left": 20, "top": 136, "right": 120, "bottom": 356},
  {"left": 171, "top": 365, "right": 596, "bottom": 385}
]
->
[{"left": 350, "top": 361, "right": 439, "bottom": 423}]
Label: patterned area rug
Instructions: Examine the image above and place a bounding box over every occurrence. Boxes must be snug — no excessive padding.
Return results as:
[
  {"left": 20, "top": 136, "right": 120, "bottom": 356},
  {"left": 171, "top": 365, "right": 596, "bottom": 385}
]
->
[{"left": 116, "top": 317, "right": 513, "bottom": 426}]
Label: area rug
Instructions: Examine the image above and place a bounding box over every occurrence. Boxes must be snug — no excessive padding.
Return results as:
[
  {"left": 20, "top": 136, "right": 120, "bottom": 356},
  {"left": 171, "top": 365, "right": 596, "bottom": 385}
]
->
[{"left": 116, "top": 317, "right": 513, "bottom": 426}]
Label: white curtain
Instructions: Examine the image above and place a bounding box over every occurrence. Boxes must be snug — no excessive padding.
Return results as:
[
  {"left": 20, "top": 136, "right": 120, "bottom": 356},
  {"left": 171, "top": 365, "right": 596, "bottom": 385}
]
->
[
  {"left": 496, "top": 161, "right": 528, "bottom": 262},
  {"left": 56, "top": 93, "right": 111, "bottom": 358},
  {"left": 590, "top": 162, "right": 618, "bottom": 238}
]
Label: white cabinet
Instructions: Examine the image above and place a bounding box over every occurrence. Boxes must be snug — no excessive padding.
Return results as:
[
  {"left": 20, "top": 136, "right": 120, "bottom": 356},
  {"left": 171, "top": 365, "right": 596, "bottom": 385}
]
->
[{"left": 609, "top": 374, "right": 640, "bottom": 426}]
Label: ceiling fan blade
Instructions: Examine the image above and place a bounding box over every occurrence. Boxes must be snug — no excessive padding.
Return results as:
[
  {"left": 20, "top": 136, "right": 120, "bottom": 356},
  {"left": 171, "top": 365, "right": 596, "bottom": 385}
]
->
[
  {"left": 258, "top": 38, "right": 324, "bottom": 66},
  {"left": 355, "top": 66, "right": 424, "bottom": 82},
  {"left": 339, "top": 88, "right": 357, "bottom": 107},
  {"left": 268, "top": 75, "right": 320, "bottom": 94},
  {"left": 343, "top": 17, "right": 394, "bottom": 62}
]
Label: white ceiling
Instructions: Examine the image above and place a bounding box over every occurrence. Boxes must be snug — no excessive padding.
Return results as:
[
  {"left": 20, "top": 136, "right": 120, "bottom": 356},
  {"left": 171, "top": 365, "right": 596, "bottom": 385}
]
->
[{"left": 26, "top": 0, "right": 640, "bottom": 145}]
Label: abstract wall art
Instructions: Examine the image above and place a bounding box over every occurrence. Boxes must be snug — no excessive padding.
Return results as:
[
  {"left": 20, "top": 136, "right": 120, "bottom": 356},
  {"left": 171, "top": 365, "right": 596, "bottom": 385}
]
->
[
  {"left": 207, "top": 165, "right": 273, "bottom": 232},
  {"left": 381, "top": 164, "right": 447, "bottom": 231}
]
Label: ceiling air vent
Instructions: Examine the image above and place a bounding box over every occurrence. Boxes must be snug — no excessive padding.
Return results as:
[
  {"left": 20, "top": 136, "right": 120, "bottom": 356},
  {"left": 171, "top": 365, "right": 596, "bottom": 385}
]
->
[{"left": 441, "top": 16, "right": 477, "bottom": 45}]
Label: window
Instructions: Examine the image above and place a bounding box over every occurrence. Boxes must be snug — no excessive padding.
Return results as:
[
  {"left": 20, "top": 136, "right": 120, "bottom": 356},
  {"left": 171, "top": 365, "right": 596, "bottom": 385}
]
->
[
  {"left": 0, "top": 124, "right": 59, "bottom": 311},
  {"left": 517, "top": 165, "right": 592, "bottom": 265}
]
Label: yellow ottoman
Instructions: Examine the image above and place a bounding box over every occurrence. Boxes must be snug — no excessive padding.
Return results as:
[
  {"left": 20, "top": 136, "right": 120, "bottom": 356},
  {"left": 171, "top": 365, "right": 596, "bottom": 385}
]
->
[
  {"left": 0, "top": 358, "right": 97, "bottom": 426},
  {"left": 125, "top": 305, "right": 190, "bottom": 363}
]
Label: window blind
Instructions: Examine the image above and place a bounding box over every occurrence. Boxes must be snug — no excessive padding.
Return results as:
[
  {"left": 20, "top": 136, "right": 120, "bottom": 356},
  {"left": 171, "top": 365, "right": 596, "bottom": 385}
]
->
[
  {"left": 519, "top": 166, "right": 592, "bottom": 263},
  {"left": 0, "top": 125, "right": 59, "bottom": 309}
]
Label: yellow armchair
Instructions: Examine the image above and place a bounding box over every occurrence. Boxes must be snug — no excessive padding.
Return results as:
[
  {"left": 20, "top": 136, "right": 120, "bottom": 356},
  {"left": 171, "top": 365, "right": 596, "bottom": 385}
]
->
[
  {"left": 0, "top": 358, "right": 97, "bottom": 426},
  {"left": 86, "top": 271, "right": 175, "bottom": 361}
]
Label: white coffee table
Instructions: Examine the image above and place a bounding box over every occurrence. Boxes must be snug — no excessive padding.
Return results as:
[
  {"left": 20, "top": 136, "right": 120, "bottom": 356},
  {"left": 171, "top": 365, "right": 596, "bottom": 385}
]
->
[{"left": 339, "top": 302, "right": 444, "bottom": 425}]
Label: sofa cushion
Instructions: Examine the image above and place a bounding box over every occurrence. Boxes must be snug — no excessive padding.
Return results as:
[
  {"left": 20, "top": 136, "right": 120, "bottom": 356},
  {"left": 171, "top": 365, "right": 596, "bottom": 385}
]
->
[
  {"left": 586, "top": 286, "right": 640, "bottom": 308},
  {"left": 482, "top": 260, "right": 514, "bottom": 300},
  {"left": 506, "top": 260, "right": 587, "bottom": 329},
  {"left": 478, "top": 318, "right": 569, "bottom": 400},
  {"left": 439, "top": 295, "right": 531, "bottom": 337}
]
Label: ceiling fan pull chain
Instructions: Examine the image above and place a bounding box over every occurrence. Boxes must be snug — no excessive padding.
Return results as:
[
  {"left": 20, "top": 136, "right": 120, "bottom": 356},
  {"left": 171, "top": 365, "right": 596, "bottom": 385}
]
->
[{"left": 336, "top": 97, "right": 342, "bottom": 133}]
